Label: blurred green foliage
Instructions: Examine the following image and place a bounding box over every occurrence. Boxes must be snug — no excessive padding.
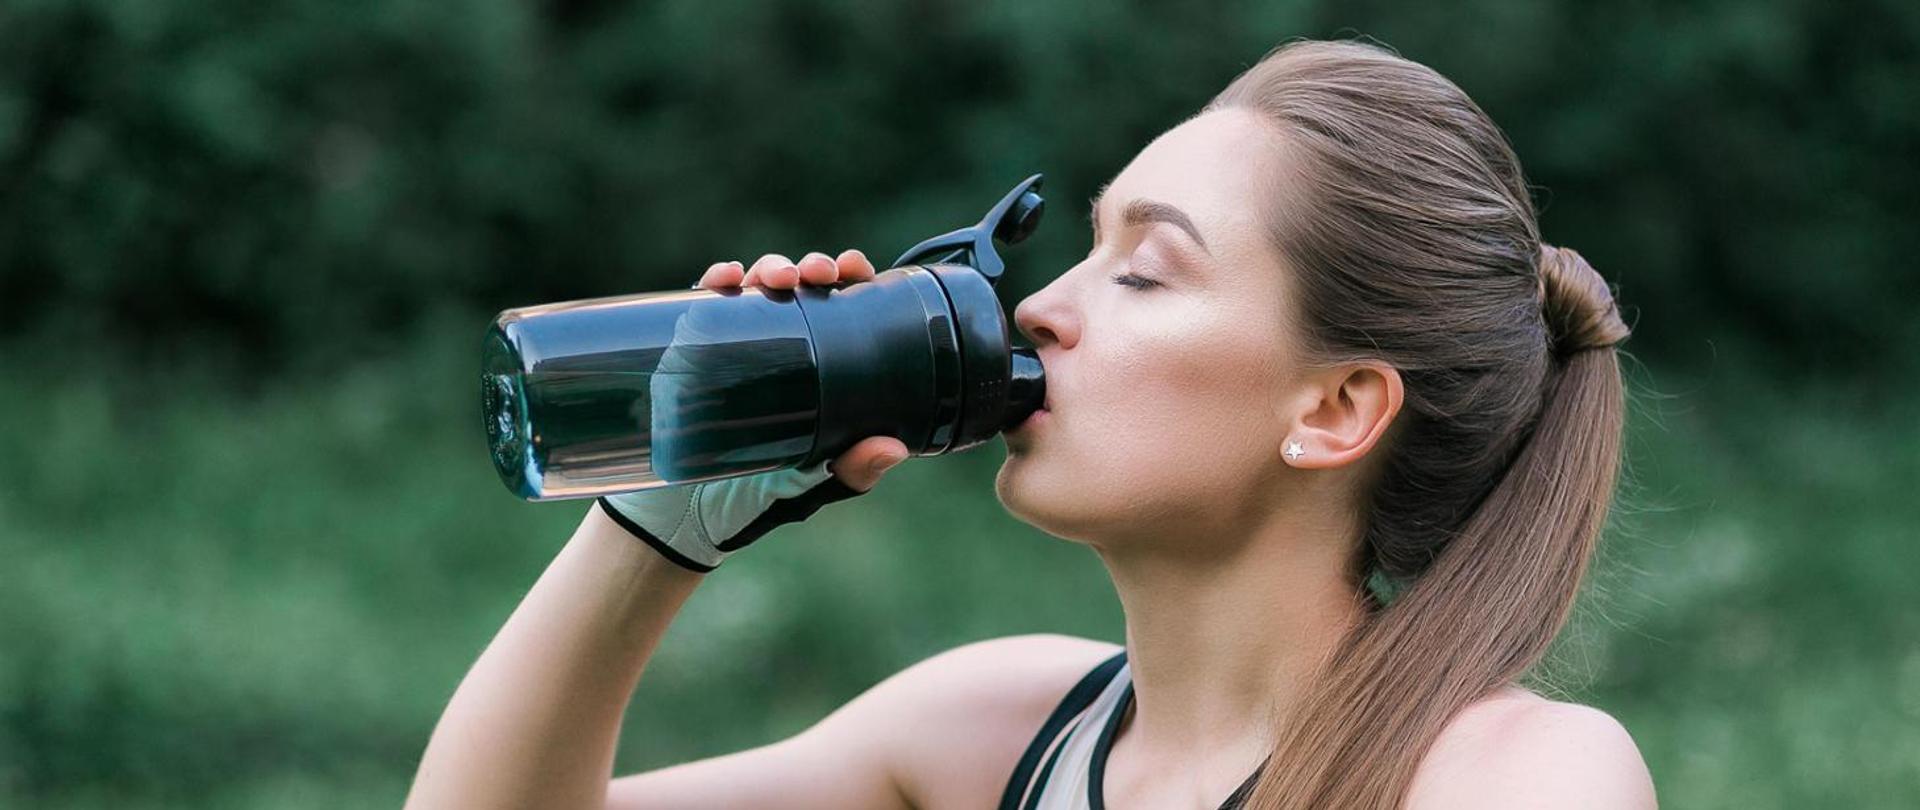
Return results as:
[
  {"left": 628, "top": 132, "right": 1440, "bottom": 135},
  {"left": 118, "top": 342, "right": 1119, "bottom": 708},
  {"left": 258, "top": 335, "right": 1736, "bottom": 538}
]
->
[
  {"left": 1, "top": 0, "right": 1916, "bottom": 807},
  {"left": 4, "top": 0, "right": 1917, "bottom": 376}
]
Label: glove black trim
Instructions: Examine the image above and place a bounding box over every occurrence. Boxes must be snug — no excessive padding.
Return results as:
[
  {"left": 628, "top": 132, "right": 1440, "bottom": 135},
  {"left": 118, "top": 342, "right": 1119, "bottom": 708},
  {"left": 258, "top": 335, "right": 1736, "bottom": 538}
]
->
[
  {"left": 595, "top": 497, "right": 718, "bottom": 573},
  {"left": 714, "top": 477, "right": 867, "bottom": 553}
]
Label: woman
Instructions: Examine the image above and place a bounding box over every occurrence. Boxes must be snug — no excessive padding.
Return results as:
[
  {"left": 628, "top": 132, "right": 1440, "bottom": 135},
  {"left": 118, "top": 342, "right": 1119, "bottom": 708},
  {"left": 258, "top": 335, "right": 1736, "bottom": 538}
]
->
[{"left": 407, "top": 39, "right": 1654, "bottom": 809}]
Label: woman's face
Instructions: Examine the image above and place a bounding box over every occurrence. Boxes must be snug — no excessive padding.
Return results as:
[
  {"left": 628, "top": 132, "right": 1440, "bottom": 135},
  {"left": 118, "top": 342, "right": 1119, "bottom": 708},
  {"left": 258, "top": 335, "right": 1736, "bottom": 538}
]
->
[{"left": 997, "top": 108, "right": 1309, "bottom": 548}]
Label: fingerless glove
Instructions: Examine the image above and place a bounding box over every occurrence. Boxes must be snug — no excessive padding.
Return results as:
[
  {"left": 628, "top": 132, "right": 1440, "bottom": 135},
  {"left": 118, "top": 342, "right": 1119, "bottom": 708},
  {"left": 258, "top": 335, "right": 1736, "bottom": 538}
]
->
[{"left": 597, "top": 460, "right": 867, "bottom": 573}]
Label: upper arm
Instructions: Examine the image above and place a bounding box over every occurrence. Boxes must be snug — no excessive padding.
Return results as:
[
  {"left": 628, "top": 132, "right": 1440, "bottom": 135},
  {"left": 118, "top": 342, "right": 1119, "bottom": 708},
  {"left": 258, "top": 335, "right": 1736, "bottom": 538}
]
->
[
  {"left": 605, "top": 633, "right": 1123, "bottom": 810},
  {"left": 1408, "top": 695, "right": 1657, "bottom": 810}
]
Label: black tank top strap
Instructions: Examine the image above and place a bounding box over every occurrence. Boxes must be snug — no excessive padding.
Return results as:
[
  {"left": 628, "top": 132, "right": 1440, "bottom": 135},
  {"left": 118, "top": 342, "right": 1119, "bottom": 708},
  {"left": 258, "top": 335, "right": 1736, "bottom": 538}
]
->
[
  {"left": 996, "top": 648, "right": 1129, "bottom": 810},
  {"left": 1086, "top": 681, "right": 1270, "bottom": 810},
  {"left": 1219, "top": 754, "right": 1269, "bottom": 809}
]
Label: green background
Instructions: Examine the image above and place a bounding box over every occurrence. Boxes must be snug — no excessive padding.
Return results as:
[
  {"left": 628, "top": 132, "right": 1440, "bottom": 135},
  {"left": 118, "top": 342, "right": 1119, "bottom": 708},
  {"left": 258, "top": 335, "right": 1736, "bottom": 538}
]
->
[{"left": 2, "top": 0, "right": 1915, "bottom": 806}]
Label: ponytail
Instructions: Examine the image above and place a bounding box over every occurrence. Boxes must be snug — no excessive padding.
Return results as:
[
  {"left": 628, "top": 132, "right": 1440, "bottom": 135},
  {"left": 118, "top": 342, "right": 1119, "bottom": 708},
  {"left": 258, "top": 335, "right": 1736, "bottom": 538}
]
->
[
  {"left": 1203, "top": 40, "right": 1634, "bottom": 809},
  {"left": 1247, "top": 274, "right": 1627, "bottom": 808}
]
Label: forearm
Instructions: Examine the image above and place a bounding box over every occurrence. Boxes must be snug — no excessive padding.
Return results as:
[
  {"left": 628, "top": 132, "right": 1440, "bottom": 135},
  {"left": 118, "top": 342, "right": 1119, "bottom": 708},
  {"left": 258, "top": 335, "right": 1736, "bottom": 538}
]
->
[{"left": 405, "top": 502, "right": 705, "bottom": 810}]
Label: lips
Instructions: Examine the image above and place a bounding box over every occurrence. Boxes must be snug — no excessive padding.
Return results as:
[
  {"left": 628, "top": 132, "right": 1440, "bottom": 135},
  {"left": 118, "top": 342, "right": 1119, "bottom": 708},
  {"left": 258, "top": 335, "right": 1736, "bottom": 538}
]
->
[{"left": 1008, "top": 402, "right": 1048, "bottom": 433}]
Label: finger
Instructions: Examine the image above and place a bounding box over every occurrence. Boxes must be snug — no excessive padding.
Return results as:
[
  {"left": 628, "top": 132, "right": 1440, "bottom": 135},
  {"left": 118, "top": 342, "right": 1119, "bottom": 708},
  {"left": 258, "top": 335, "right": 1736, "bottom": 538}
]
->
[
  {"left": 699, "top": 261, "right": 745, "bottom": 289},
  {"left": 836, "top": 248, "right": 877, "bottom": 282},
  {"left": 828, "top": 436, "right": 911, "bottom": 493},
  {"left": 744, "top": 253, "right": 796, "bottom": 288},
  {"left": 796, "top": 252, "right": 838, "bottom": 285}
]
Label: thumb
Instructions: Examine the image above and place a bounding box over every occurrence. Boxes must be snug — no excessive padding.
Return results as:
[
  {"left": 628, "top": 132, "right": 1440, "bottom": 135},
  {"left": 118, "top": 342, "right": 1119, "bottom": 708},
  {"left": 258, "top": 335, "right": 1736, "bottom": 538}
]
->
[{"left": 830, "top": 436, "right": 911, "bottom": 492}]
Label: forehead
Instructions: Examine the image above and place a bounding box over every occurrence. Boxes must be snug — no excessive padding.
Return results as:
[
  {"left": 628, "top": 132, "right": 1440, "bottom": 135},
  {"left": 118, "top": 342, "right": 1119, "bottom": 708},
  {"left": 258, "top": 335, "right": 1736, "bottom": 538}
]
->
[{"left": 1098, "top": 109, "right": 1284, "bottom": 248}]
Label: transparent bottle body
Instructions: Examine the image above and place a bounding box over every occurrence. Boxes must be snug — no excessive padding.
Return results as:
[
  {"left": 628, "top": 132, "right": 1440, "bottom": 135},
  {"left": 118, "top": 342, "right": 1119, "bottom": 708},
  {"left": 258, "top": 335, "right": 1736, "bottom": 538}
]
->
[{"left": 483, "top": 287, "right": 820, "bottom": 500}]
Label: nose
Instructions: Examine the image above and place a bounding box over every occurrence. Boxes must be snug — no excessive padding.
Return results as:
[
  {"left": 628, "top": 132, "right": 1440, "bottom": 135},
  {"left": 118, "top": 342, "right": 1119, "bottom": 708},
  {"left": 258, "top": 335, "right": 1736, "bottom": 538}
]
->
[{"left": 1014, "top": 283, "right": 1077, "bottom": 350}]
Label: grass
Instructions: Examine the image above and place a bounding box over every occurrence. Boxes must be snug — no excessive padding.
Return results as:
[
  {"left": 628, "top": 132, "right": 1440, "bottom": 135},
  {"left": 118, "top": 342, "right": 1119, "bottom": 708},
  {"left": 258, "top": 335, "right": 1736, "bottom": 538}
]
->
[{"left": 0, "top": 312, "right": 1912, "bottom": 807}]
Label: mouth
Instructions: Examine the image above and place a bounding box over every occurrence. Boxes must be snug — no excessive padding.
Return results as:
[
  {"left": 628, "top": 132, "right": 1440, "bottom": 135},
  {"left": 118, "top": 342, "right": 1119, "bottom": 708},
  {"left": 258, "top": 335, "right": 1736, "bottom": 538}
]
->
[
  {"left": 1009, "top": 373, "right": 1053, "bottom": 434},
  {"left": 1013, "top": 403, "right": 1050, "bottom": 431}
]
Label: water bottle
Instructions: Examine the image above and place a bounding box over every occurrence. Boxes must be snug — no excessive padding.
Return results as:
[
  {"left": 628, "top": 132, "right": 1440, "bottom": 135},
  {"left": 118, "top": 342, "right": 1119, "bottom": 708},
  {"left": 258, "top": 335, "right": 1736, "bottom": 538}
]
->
[{"left": 481, "top": 175, "right": 1050, "bottom": 501}]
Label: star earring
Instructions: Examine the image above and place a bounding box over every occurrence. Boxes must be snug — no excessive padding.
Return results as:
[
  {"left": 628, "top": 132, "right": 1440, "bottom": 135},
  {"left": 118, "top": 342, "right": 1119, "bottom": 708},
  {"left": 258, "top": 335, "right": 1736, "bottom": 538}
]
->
[{"left": 1284, "top": 439, "right": 1305, "bottom": 462}]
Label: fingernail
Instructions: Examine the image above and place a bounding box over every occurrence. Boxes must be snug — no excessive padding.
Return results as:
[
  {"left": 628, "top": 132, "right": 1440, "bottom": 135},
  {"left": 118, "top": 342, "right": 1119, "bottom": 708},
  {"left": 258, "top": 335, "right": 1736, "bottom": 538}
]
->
[{"left": 869, "top": 454, "right": 907, "bottom": 477}]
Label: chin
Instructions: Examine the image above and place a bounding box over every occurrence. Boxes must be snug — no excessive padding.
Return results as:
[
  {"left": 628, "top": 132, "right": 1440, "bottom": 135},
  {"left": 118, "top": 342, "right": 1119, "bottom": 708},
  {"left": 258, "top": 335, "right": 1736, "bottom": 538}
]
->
[
  {"left": 993, "top": 454, "right": 1108, "bottom": 543},
  {"left": 994, "top": 454, "right": 1055, "bottom": 531}
]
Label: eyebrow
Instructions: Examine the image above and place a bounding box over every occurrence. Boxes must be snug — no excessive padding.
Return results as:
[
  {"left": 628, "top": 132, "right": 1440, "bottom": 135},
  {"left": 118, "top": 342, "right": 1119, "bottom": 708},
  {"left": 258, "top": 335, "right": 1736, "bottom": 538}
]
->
[{"left": 1088, "top": 184, "right": 1212, "bottom": 255}]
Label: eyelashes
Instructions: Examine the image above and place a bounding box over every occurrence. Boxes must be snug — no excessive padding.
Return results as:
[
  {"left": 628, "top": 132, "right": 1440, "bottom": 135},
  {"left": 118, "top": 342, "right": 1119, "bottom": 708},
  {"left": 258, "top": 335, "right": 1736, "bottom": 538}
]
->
[{"left": 1093, "top": 230, "right": 1172, "bottom": 292}]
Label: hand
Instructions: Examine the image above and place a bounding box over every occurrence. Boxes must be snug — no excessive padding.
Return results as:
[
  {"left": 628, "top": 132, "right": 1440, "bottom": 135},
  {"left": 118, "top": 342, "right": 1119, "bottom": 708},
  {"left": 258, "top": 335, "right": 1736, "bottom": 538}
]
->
[
  {"left": 699, "top": 249, "right": 909, "bottom": 489},
  {"left": 598, "top": 250, "right": 913, "bottom": 573}
]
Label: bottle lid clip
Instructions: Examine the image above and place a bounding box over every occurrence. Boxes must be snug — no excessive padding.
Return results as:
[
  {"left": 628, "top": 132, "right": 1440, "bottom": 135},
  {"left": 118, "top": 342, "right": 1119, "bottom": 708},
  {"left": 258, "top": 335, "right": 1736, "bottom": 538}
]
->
[{"left": 890, "top": 174, "right": 1045, "bottom": 286}]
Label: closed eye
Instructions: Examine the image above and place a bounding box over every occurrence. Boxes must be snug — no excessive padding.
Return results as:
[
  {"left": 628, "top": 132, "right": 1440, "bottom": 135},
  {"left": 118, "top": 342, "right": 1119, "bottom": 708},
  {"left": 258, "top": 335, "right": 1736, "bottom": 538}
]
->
[{"left": 1110, "top": 272, "right": 1160, "bottom": 291}]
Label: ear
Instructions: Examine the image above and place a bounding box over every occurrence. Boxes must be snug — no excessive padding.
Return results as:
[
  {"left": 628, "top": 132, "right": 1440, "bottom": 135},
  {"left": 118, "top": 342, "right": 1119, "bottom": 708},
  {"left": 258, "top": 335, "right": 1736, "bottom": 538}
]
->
[{"left": 1279, "top": 362, "right": 1402, "bottom": 471}]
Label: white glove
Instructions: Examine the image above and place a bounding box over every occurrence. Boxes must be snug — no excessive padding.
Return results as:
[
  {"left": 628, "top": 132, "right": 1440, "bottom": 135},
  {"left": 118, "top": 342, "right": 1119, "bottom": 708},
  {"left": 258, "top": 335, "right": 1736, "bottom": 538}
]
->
[{"left": 597, "top": 459, "right": 870, "bottom": 573}]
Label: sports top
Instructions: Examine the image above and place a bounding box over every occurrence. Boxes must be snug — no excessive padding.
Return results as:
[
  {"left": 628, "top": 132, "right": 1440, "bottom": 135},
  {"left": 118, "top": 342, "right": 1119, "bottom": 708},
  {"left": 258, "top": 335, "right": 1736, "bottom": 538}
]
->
[{"left": 997, "top": 649, "right": 1267, "bottom": 809}]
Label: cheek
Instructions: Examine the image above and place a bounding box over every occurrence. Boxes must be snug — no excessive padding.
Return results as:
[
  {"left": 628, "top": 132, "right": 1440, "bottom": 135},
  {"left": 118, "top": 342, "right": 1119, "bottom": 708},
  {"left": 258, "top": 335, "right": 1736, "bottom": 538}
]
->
[{"left": 1047, "top": 307, "right": 1285, "bottom": 516}]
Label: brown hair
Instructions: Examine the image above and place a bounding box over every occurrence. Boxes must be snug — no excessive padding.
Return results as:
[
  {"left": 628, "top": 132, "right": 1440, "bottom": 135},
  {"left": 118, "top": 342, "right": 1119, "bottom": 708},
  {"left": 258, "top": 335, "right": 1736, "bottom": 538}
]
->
[{"left": 1202, "top": 39, "right": 1634, "bottom": 808}]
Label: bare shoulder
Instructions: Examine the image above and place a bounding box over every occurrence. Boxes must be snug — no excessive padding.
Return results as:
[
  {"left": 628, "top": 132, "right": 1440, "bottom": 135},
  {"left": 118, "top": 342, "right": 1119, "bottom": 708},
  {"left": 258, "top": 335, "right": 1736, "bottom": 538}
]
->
[
  {"left": 1406, "top": 686, "right": 1657, "bottom": 810},
  {"left": 605, "top": 633, "right": 1120, "bottom": 810},
  {"left": 864, "top": 633, "right": 1124, "bottom": 810}
]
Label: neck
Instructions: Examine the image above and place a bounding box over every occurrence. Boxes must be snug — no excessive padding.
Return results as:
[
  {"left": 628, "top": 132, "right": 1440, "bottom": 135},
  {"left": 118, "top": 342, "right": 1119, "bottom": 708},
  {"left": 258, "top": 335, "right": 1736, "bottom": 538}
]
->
[{"left": 1092, "top": 506, "right": 1368, "bottom": 775}]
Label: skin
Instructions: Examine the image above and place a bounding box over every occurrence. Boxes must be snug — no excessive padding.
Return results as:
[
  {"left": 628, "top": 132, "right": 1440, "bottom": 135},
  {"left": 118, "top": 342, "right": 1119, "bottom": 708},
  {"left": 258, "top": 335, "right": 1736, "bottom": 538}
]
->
[
  {"left": 996, "top": 108, "right": 1384, "bottom": 805},
  {"left": 998, "top": 107, "right": 1649, "bottom": 808},
  {"left": 405, "top": 109, "right": 1656, "bottom": 809}
]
